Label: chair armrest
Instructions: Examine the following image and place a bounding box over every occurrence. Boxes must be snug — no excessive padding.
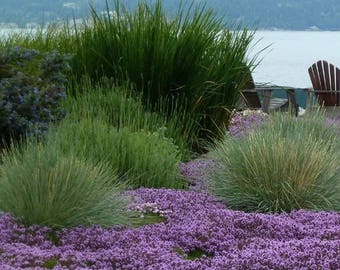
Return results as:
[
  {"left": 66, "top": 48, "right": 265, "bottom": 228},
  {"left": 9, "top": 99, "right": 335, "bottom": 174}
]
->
[
  {"left": 241, "top": 89, "right": 257, "bottom": 93},
  {"left": 308, "top": 89, "right": 340, "bottom": 107}
]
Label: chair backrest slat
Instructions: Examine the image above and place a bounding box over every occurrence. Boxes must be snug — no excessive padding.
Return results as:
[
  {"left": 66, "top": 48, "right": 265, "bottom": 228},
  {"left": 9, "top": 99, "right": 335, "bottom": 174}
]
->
[
  {"left": 323, "top": 61, "right": 331, "bottom": 90},
  {"left": 330, "top": 64, "right": 335, "bottom": 90},
  {"left": 241, "top": 91, "right": 261, "bottom": 109},
  {"left": 309, "top": 64, "right": 320, "bottom": 90},
  {"left": 336, "top": 68, "right": 340, "bottom": 90},
  {"left": 336, "top": 69, "right": 340, "bottom": 105},
  {"left": 317, "top": 60, "right": 326, "bottom": 89},
  {"left": 241, "top": 73, "right": 261, "bottom": 109}
]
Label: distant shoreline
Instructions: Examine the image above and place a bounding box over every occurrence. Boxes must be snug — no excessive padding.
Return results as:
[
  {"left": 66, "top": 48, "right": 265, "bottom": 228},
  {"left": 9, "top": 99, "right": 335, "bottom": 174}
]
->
[{"left": 2, "top": 27, "right": 340, "bottom": 33}]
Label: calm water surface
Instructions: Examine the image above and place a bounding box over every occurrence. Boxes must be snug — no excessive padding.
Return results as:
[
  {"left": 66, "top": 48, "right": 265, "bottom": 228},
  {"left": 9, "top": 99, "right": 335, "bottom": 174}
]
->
[{"left": 251, "top": 31, "right": 340, "bottom": 88}]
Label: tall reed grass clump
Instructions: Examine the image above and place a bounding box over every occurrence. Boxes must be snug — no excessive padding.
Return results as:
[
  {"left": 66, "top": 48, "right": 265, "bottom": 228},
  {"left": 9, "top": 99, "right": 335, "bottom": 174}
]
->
[
  {"left": 0, "top": 141, "right": 131, "bottom": 228},
  {"left": 65, "top": 0, "right": 256, "bottom": 150},
  {"left": 49, "top": 117, "right": 184, "bottom": 189},
  {"left": 209, "top": 113, "right": 339, "bottom": 213}
]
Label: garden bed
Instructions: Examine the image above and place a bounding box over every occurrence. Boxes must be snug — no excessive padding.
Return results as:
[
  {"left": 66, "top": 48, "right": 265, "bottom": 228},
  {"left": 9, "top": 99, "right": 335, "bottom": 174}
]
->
[
  {"left": 0, "top": 1, "right": 339, "bottom": 268},
  {"left": 0, "top": 110, "right": 339, "bottom": 269}
]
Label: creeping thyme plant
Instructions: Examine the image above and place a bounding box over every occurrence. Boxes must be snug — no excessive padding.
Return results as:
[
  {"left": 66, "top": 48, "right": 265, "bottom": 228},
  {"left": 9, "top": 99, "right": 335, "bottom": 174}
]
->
[{"left": 0, "top": 189, "right": 339, "bottom": 269}]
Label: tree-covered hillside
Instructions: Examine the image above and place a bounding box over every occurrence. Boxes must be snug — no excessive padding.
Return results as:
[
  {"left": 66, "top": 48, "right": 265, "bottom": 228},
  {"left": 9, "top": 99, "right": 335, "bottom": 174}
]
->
[
  {"left": 1, "top": 0, "right": 340, "bottom": 30},
  {"left": 0, "top": 0, "right": 106, "bottom": 27}
]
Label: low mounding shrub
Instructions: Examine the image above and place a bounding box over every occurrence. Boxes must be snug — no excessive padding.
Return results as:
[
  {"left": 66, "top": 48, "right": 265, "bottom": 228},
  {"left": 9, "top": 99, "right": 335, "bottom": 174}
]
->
[
  {"left": 209, "top": 113, "right": 339, "bottom": 213},
  {"left": 0, "top": 46, "right": 70, "bottom": 148},
  {"left": 0, "top": 141, "right": 130, "bottom": 228},
  {"left": 113, "top": 127, "right": 184, "bottom": 188},
  {"left": 50, "top": 118, "right": 184, "bottom": 189}
]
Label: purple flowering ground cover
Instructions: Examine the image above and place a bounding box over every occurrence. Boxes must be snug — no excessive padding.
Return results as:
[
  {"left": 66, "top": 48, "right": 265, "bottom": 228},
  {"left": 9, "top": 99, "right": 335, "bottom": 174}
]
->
[
  {"left": 228, "top": 109, "right": 269, "bottom": 138},
  {"left": 0, "top": 187, "right": 339, "bottom": 269}
]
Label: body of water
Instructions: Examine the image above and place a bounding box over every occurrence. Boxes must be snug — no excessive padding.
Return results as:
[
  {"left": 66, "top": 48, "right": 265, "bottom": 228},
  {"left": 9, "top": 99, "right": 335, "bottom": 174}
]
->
[{"left": 251, "top": 31, "right": 340, "bottom": 88}]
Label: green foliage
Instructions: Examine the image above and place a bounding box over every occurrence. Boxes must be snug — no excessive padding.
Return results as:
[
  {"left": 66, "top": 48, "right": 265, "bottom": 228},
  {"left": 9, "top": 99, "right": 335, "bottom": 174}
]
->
[
  {"left": 268, "top": 111, "right": 340, "bottom": 144},
  {"left": 209, "top": 113, "right": 339, "bottom": 213},
  {"left": 64, "top": 0, "right": 256, "bottom": 150},
  {"left": 186, "top": 248, "right": 214, "bottom": 260},
  {"left": 0, "top": 141, "right": 131, "bottom": 228},
  {"left": 64, "top": 79, "right": 154, "bottom": 130},
  {"left": 174, "top": 247, "right": 213, "bottom": 261},
  {"left": 132, "top": 213, "right": 167, "bottom": 228},
  {"left": 49, "top": 117, "right": 184, "bottom": 189},
  {"left": 0, "top": 46, "right": 70, "bottom": 149},
  {"left": 0, "top": 26, "right": 71, "bottom": 54},
  {"left": 63, "top": 78, "right": 195, "bottom": 159},
  {"left": 42, "top": 258, "right": 58, "bottom": 269}
]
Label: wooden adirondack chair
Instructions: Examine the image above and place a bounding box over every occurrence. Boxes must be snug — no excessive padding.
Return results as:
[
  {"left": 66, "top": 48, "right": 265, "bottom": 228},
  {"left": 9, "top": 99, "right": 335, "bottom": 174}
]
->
[
  {"left": 240, "top": 78, "right": 262, "bottom": 109},
  {"left": 308, "top": 60, "right": 340, "bottom": 106}
]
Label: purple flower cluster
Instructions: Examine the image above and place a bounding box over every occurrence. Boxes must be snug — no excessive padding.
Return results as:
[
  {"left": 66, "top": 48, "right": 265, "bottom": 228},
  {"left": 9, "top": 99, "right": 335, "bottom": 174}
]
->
[
  {"left": 179, "top": 159, "right": 216, "bottom": 192},
  {"left": 1, "top": 188, "right": 339, "bottom": 269},
  {"left": 228, "top": 110, "right": 269, "bottom": 138}
]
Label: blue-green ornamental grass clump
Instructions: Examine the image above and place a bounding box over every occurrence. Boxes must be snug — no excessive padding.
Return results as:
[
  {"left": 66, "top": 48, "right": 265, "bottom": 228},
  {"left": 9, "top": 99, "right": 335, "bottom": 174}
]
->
[
  {"left": 209, "top": 112, "right": 339, "bottom": 213},
  {"left": 0, "top": 46, "right": 70, "bottom": 148},
  {"left": 0, "top": 140, "right": 131, "bottom": 228}
]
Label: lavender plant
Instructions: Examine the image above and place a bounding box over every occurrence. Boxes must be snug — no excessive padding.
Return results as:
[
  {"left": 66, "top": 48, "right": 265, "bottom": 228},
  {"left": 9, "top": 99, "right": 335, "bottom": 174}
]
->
[
  {"left": 63, "top": 78, "right": 194, "bottom": 159},
  {"left": 0, "top": 46, "right": 70, "bottom": 148},
  {"left": 49, "top": 117, "right": 184, "bottom": 189}
]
